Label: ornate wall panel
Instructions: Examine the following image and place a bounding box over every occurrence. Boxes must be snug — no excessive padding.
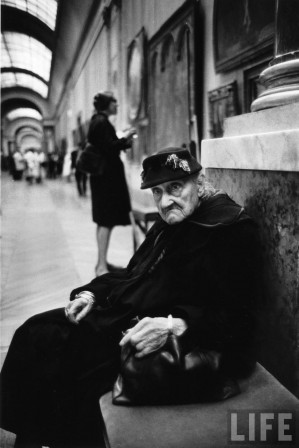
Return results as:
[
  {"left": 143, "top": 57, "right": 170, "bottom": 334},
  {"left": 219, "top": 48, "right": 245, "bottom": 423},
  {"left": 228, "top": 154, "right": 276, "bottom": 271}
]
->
[{"left": 147, "top": 3, "right": 196, "bottom": 155}]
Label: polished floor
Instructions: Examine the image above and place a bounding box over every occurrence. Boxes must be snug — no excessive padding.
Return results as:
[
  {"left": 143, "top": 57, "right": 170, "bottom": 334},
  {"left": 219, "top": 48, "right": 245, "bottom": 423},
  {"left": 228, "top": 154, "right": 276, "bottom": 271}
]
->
[{"left": 0, "top": 172, "right": 134, "bottom": 447}]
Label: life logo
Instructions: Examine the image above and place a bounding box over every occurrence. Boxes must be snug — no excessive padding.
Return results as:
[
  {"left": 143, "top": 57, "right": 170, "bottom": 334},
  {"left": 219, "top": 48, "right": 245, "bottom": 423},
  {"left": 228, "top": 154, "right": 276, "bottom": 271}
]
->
[{"left": 228, "top": 411, "right": 297, "bottom": 445}]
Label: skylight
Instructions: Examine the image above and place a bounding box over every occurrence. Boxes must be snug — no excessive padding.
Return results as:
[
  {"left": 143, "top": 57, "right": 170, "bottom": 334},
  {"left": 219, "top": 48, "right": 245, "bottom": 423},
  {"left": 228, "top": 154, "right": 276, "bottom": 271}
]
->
[
  {"left": 6, "top": 107, "right": 43, "bottom": 121},
  {"left": 1, "top": 0, "right": 58, "bottom": 30},
  {"left": 1, "top": 72, "right": 48, "bottom": 98},
  {"left": 2, "top": 32, "right": 52, "bottom": 81}
]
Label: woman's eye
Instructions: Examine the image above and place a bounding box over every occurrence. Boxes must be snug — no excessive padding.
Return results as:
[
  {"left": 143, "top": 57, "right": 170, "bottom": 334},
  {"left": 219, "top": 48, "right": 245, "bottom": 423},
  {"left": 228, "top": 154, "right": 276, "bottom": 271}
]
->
[{"left": 171, "top": 184, "right": 181, "bottom": 193}]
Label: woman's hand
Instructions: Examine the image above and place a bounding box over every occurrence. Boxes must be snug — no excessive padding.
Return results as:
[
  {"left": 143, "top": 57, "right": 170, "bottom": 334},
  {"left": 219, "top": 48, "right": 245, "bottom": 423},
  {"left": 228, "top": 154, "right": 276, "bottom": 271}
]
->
[
  {"left": 119, "top": 316, "right": 187, "bottom": 358},
  {"left": 65, "top": 292, "right": 95, "bottom": 324}
]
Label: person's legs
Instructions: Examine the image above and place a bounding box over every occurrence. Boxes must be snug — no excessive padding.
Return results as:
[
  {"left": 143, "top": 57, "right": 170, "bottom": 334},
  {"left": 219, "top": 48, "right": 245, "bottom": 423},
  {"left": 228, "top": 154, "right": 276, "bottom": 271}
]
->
[
  {"left": 95, "top": 226, "right": 112, "bottom": 276},
  {"left": 75, "top": 171, "right": 82, "bottom": 196},
  {"left": 1, "top": 308, "right": 119, "bottom": 448},
  {"left": 81, "top": 172, "right": 87, "bottom": 196}
]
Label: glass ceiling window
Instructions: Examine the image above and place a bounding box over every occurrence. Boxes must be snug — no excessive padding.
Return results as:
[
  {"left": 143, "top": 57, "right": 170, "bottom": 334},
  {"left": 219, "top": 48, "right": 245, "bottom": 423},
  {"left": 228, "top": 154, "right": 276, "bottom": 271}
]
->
[
  {"left": 2, "top": 32, "right": 52, "bottom": 81},
  {"left": 1, "top": 0, "right": 58, "bottom": 30},
  {"left": 6, "top": 108, "right": 43, "bottom": 121},
  {"left": 1, "top": 72, "right": 48, "bottom": 98}
]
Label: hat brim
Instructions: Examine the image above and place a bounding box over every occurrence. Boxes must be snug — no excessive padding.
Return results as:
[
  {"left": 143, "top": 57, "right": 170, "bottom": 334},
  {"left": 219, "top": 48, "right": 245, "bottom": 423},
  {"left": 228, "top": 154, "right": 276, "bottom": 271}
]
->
[{"left": 141, "top": 166, "right": 201, "bottom": 189}]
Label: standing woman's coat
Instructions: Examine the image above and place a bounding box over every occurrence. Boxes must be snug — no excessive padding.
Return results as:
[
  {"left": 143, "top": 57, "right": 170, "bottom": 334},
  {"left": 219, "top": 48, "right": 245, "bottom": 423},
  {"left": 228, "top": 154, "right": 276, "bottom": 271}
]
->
[{"left": 88, "top": 112, "right": 131, "bottom": 227}]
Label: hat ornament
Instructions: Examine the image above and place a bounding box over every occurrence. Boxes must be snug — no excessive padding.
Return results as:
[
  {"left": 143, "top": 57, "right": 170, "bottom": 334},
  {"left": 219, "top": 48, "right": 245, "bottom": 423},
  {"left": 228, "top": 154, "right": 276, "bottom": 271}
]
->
[{"left": 165, "top": 154, "right": 190, "bottom": 173}]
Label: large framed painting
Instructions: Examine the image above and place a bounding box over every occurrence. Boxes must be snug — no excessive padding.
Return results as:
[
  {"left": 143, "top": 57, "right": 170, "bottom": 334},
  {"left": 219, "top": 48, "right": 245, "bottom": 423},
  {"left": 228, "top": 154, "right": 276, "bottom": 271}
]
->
[
  {"left": 208, "top": 81, "right": 238, "bottom": 138},
  {"left": 214, "top": 0, "right": 275, "bottom": 72},
  {"left": 127, "top": 28, "right": 146, "bottom": 122}
]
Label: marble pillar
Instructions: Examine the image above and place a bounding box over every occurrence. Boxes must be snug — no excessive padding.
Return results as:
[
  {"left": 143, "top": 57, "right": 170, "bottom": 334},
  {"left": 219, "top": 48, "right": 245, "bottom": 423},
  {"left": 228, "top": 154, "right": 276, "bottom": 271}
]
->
[
  {"left": 251, "top": 0, "right": 299, "bottom": 111},
  {"left": 202, "top": 102, "right": 299, "bottom": 398}
]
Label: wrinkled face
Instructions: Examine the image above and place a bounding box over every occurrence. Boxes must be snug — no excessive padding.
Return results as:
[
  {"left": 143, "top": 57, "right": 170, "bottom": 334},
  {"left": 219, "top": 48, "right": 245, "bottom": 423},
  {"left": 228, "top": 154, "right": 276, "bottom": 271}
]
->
[{"left": 151, "top": 177, "right": 200, "bottom": 225}]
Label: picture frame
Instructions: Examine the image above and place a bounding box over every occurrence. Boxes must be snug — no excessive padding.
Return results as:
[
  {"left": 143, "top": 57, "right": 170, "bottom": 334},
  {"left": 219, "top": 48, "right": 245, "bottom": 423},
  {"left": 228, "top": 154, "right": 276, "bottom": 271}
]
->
[
  {"left": 213, "top": 0, "right": 275, "bottom": 72},
  {"left": 127, "top": 28, "right": 146, "bottom": 122},
  {"left": 208, "top": 81, "right": 238, "bottom": 138}
]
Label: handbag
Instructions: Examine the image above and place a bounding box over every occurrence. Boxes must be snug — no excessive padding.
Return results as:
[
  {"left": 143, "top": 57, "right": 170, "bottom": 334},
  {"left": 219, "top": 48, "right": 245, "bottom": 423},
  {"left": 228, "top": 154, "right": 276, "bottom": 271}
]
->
[
  {"left": 112, "top": 332, "right": 240, "bottom": 406},
  {"left": 76, "top": 142, "right": 105, "bottom": 176}
]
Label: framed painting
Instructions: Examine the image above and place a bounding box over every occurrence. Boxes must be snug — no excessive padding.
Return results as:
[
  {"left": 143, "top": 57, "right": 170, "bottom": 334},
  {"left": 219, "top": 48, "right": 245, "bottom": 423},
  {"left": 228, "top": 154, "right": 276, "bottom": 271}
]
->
[
  {"left": 127, "top": 28, "right": 146, "bottom": 122},
  {"left": 214, "top": 0, "right": 275, "bottom": 72}
]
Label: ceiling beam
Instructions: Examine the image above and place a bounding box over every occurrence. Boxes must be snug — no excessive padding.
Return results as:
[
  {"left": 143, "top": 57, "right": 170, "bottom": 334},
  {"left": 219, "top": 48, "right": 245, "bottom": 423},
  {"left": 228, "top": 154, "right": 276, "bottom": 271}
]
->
[
  {"left": 1, "top": 67, "right": 48, "bottom": 85},
  {"left": 1, "top": 5, "right": 54, "bottom": 50}
]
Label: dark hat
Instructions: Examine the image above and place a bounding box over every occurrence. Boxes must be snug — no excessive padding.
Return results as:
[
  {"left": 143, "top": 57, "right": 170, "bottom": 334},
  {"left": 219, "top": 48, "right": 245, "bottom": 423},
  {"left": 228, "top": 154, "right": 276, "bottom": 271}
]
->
[
  {"left": 140, "top": 147, "right": 202, "bottom": 189},
  {"left": 93, "top": 91, "right": 116, "bottom": 110}
]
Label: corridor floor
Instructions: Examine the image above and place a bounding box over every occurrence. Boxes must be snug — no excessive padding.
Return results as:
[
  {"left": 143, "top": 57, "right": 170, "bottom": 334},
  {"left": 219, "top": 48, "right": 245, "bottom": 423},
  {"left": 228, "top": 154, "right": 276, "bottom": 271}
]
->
[{"left": 1, "top": 173, "right": 134, "bottom": 361}]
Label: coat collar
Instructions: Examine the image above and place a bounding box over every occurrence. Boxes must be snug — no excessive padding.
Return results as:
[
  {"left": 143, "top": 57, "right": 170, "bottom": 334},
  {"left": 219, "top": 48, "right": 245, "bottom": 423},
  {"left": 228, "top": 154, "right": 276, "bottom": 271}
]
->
[{"left": 188, "top": 193, "right": 250, "bottom": 228}]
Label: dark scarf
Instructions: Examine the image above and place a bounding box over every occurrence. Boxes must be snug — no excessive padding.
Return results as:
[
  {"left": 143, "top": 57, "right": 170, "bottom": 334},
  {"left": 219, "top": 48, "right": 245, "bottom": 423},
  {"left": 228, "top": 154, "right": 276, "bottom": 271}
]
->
[{"left": 127, "top": 193, "right": 250, "bottom": 275}]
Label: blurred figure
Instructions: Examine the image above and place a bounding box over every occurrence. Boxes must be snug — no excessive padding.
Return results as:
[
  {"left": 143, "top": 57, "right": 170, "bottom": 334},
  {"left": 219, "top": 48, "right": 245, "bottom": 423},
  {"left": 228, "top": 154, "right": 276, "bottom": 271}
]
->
[
  {"left": 48, "top": 152, "right": 58, "bottom": 179},
  {"left": 62, "top": 151, "right": 72, "bottom": 181},
  {"left": 24, "top": 148, "right": 38, "bottom": 185},
  {"left": 12, "top": 149, "right": 25, "bottom": 180},
  {"left": 36, "top": 149, "right": 46, "bottom": 183},
  {"left": 88, "top": 92, "right": 134, "bottom": 276},
  {"left": 71, "top": 146, "right": 87, "bottom": 196}
]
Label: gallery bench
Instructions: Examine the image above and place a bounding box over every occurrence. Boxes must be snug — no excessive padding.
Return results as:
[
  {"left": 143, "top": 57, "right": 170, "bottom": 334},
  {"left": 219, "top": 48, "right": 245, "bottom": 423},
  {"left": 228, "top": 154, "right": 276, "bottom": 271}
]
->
[
  {"left": 99, "top": 363, "right": 298, "bottom": 448},
  {"left": 131, "top": 207, "right": 159, "bottom": 251}
]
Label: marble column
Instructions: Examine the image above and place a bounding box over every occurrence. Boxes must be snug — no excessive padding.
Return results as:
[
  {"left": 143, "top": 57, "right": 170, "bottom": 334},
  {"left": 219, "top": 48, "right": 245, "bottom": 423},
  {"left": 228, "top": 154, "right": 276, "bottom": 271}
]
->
[{"left": 251, "top": 0, "right": 299, "bottom": 111}]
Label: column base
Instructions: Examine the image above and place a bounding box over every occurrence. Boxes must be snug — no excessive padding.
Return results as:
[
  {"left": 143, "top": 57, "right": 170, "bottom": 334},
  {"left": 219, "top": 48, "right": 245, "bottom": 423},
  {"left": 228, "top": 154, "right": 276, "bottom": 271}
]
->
[{"left": 251, "top": 59, "right": 299, "bottom": 111}]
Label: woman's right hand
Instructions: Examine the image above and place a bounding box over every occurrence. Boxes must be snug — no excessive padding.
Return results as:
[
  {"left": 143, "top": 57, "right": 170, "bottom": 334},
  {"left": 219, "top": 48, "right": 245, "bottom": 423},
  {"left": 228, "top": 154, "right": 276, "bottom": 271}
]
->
[{"left": 65, "top": 292, "right": 95, "bottom": 324}]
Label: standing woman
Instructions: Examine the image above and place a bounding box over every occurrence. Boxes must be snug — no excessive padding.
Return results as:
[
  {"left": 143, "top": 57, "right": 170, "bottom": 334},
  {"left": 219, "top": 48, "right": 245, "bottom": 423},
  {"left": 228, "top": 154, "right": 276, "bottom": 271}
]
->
[{"left": 88, "top": 92, "right": 133, "bottom": 276}]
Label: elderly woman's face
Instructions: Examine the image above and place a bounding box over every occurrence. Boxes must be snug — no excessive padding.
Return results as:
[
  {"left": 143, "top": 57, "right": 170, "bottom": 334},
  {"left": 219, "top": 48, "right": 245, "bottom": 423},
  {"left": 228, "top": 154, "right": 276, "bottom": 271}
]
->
[{"left": 151, "top": 177, "right": 199, "bottom": 225}]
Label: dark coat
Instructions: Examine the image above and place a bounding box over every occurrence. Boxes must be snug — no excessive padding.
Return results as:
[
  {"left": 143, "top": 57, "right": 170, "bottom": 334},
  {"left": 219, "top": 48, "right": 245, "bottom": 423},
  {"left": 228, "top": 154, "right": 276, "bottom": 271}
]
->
[
  {"left": 72, "top": 194, "right": 261, "bottom": 369},
  {"left": 87, "top": 112, "right": 131, "bottom": 226},
  {"left": 0, "top": 194, "right": 261, "bottom": 446}
]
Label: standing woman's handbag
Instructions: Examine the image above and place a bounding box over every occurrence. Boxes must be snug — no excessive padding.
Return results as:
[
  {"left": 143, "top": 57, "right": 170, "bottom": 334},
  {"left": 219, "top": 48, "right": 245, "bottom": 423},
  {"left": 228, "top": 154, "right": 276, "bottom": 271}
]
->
[
  {"left": 76, "top": 142, "right": 105, "bottom": 176},
  {"left": 112, "top": 332, "right": 240, "bottom": 406}
]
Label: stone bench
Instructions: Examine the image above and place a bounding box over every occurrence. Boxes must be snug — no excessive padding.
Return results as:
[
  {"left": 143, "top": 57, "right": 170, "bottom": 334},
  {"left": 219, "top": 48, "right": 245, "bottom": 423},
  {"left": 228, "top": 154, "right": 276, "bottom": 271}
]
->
[{"left": 99, "top": 364, "right": 298, "bottom": 448}]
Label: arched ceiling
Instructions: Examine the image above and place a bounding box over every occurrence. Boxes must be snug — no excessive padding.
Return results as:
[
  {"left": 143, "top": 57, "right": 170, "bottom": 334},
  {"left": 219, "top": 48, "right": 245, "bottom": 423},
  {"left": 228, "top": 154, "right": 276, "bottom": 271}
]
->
[
  {"left": 6, "top": 107, "right": 43, "bottom": 121},
  {"left": 4, "top": 116, "right": 44, "bottom": 139},
  {"left": 17, "top": 129, "right": 43, "bottom": 148},
  {"left": 1, "top": 89, "right": 50, "bottom": 117},
  {"left": 1, "top": 97, "right": 41, "bottom": 115},
  {"left": 1, "top": 0, "right": 99, "bottom": 123},
  {"left": 16, "top": 125, "right": 43, "bottom": 137},
  {"left": 1, "top": 0, "right": 58, "bottom": 112}
]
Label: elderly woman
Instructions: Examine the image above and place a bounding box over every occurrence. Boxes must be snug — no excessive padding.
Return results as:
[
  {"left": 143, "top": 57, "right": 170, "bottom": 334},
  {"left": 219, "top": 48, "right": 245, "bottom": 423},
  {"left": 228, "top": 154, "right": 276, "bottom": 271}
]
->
[{"left": 0, "top": 148, "right": 261, "bottom": 448}]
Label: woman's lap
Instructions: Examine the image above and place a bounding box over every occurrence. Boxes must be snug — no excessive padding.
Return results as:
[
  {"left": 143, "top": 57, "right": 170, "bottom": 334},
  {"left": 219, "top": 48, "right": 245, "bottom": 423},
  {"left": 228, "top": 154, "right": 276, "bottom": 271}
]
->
[{"left": 0, "top": 307, "right": 119, "bottom": 445}]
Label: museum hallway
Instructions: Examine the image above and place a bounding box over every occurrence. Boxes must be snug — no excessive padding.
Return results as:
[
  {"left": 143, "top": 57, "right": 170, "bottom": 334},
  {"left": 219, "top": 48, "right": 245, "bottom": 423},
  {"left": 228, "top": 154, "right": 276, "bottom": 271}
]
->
[{"left": 1, "top": 173, "right": 134, "bottom": 367}]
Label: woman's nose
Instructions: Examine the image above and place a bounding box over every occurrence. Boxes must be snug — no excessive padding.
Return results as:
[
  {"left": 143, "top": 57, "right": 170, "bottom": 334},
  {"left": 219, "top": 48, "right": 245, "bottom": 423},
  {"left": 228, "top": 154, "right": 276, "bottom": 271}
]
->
[{"left": 160, "top": 193, "right": 174, "bottom": 208}]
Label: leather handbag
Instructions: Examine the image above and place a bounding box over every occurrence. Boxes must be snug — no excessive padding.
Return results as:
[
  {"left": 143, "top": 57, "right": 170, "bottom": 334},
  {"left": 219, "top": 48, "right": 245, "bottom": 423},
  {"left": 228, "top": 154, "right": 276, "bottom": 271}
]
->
[
  {"left": 76, "top": 142, "right": 105, "bottom": 176},
  {"left": 112, "top": 333, "right": 240, "bottom": 406}
]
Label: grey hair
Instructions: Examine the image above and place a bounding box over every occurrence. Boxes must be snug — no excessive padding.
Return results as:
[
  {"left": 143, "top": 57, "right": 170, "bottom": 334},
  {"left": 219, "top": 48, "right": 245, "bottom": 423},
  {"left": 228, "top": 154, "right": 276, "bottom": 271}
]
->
[{"left": 191, "top": 172, "right": 218, "bottom": 200}]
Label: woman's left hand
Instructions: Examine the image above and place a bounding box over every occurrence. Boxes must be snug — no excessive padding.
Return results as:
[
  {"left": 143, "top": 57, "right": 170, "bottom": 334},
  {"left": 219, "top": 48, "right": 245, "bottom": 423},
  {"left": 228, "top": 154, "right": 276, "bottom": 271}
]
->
[{"left": 119, "top": 316, "right": 187, "bottom": 358}]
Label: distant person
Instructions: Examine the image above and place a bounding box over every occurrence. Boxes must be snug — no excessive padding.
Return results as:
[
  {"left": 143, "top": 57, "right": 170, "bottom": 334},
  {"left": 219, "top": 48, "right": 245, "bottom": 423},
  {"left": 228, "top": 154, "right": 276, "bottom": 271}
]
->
[
  {"left": 48, "top": 153, "right": 58, "bottom": 179},
  {"left": 24, "top": 149, "right": 38, "bottom": 185},
  {"left": 12, "top": 149, "right": 25, "bottom": 180},
  {"left": 57, "top": 153, "right": 65, "bottom": 177},
  {"left": 71, "top": 146, "right": 87, "bottom": 196},
  {"left": 88, "top": 92, "right": 135, "bottom": 276},
  {"left": 36, "top": 149, "right": 46, "bottom": 183}
]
